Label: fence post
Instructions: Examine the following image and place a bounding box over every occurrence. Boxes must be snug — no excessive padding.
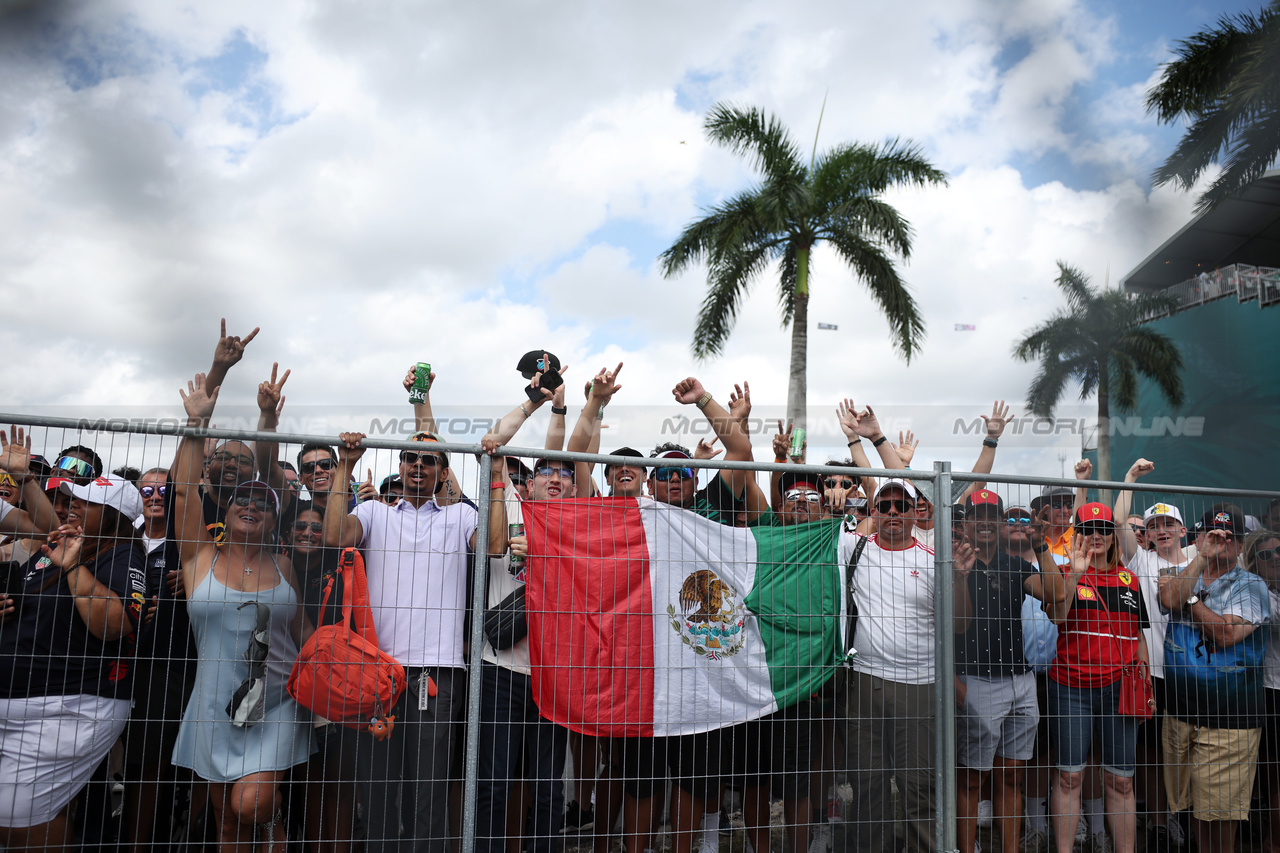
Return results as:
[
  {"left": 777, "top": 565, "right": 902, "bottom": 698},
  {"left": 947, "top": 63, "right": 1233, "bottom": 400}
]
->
[
  {"left": 933, "top": 461, "right": 958, "bottom": 853},
  {"left": 461, "top": 451, "right": 494, "bottom": 853}
]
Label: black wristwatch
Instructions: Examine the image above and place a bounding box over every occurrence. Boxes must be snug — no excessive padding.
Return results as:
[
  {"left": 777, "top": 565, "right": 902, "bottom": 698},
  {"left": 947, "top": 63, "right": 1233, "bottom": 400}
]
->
[{"left": 551, "top": 405, "right": 568, "bottom": 415}]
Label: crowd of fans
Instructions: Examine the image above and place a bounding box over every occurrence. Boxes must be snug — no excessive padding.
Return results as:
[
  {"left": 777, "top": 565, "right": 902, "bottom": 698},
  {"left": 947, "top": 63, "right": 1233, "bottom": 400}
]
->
[{"left": 1, "top": 320, "right": 1278, "bottom": 853}]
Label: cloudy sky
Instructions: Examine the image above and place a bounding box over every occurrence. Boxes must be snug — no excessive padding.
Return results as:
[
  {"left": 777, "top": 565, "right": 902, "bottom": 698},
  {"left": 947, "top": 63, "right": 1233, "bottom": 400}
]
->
[{"left": 0, "top": 0, "right": 1252, "bottom": 478}]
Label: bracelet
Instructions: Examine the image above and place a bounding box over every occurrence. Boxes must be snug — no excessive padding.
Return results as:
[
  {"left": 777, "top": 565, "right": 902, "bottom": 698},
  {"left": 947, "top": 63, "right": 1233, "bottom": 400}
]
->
[
  {"left": 518, "top": 404, "right": 530, "bottom": 418},
  {"left": 551, "top": 406, "right": 567, "bottom": 416},
  {"left": 774, "top": 455, "right": 787, "bottom": 464},
  {"left": 1033, "top": 543, "right": 1049, "bottom": 554},
  {"left": 490, "top": 482, "right": 507, "bottom": 490},
  {"left": 847, "top": 440, "right": 859, "bottom": 448},
  {"left": 695, "top": 392, "right": 713, "bottom": 410},
  {"left": 595, "top": 409, "right": 605, "bottom": 420},
  {"left": 872, "top": 435, "right": 887, "bottom": 447},
  {"left": 982, "top": 437, "right": 998, "bottom": 448}
]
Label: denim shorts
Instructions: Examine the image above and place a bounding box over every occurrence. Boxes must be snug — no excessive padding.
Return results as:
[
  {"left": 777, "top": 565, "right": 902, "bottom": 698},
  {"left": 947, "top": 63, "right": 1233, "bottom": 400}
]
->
[{"left": 1047, "top": 677, "right": 1139, "bottom": 778}]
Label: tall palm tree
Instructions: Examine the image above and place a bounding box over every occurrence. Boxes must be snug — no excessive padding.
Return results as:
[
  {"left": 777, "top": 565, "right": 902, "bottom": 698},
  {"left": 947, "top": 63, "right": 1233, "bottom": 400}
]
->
[
  {"left": 1147, "top": 1, "right": 1280, "bottom": 213},
  {"left": 1014, "top": 262, "right": 1185, "bottom": 489},
  {"left": 659, "top": 103, "right": 946, "bottom": 429}
]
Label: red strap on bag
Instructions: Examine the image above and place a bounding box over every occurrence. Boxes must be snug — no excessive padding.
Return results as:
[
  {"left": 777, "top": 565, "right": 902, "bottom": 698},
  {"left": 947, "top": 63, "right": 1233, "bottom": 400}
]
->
[{"left": 287, "top": 548, "right": 407, "bottom": 738}]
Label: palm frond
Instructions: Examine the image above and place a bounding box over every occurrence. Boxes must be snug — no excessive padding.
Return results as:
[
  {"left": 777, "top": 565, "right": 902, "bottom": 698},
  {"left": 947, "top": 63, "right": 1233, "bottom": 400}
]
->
[
  {"left": 704, "top": 102, "right": 805, "bottom": 182},
  {"left": 691, "top": 244, "right": 776, "bottom": 360},
  {"left": 1054, "top": 262, "right": 1095, "bottom": 315},
  {"left": 826, "top": 231, "right": 925, "bottom": 361}
]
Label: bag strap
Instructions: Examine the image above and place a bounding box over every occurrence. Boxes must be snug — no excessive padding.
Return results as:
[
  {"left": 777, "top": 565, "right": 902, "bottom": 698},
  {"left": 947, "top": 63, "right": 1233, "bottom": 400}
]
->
[
  {"left": 843, "top": 534, "right": 870, "bottom": 656},
  {"left": 338, "top": 547, "right": 380, "bottom": 647},
  {"left": 1085, "top": 571, "right": 1141, "bottom": 668}
]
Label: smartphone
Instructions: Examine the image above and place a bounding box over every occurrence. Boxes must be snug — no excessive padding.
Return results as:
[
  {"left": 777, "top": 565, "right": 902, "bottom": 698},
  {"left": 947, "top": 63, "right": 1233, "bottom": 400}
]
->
[{"left": 0, "top": 560, "right": 24, "bottom": 614}]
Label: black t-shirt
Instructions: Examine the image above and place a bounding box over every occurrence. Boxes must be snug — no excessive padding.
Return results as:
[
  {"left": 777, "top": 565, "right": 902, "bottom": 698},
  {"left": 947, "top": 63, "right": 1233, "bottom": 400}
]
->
[
  {"left": 957, "top": 551, "right": 1036, "bottom": 678},
  {"left": 0, "top": 542, "right": 148, "bottom": 699},
  {"left": 295, "top": 550, "right": 344, "bottom": 629},
  {"left": 690, "top": 473, "right": 744, "bottom": 525}
]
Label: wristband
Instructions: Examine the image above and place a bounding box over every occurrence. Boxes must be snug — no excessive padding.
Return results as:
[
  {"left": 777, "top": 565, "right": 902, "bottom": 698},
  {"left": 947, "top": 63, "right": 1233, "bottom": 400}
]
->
[
  {"left": 595, "top": 409, "right": 605, "bottom": 420},
  {"left": 774, "top": 455, "right": 787, "bottom": 464},
  {"left": 847, "top": 440, "right": 859, "bottom": 448},
  {"left": 490, "top": 482, "right": 507, "bottom": 490},
  {"left": 551, "top": 406, "right": 567, "bottom": 416},
  {"left": 983, "top": 437, "right": 998, "bottom": 448},
  {"left": 695, "top": 392, "right": 713, "bottom": 410},
  {"left": 518, "top": 404, "right": 530, "bottom": 418},
  {"left": 1033, "top": 543, "right": 1048, "bottom": 555},
  {"left": 872, "top": 435, "right": 887, "bottom": 448}
]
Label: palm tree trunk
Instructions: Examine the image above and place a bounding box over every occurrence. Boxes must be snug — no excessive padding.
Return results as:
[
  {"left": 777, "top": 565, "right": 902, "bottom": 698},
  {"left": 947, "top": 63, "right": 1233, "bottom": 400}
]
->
[
  {"left": 1096, "top": 366, "right": 1111, "bottom": 507},
  {"left": 786, "top": 247, "right": 810, "bottom": 431}
]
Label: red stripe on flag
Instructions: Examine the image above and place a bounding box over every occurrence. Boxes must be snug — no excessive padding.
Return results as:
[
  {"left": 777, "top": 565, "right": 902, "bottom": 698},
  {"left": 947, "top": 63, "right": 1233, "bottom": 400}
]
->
[{"left": 523, "top": 497, "right": 655, "bottom": 737}]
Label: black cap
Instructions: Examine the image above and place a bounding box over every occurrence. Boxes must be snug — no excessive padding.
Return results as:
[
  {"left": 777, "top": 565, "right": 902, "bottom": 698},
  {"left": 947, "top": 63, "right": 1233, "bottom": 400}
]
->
[
  {"left": 1198, "top": 508, "right": 1246, "bottom": 536},
  {"left": 604, "top": 447, "right": 647, "bottom": 473},
  {"left": 1030, "top": 485, "right": 1074, "bottom": 513},
  {"left": 517, "top": 350, "right": 562, "bottom": 379}
]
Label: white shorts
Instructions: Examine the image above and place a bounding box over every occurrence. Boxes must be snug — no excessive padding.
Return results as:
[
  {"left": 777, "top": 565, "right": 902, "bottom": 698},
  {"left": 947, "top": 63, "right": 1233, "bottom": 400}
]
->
[{"left": 0, "top": 694, "right": 131, "bottom": 828}]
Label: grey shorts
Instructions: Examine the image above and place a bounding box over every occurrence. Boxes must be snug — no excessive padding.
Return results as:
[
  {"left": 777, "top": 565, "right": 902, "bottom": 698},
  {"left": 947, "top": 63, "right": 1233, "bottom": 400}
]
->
[{"left": 957, "top": 672, "right": 1039, "bottom": 771}]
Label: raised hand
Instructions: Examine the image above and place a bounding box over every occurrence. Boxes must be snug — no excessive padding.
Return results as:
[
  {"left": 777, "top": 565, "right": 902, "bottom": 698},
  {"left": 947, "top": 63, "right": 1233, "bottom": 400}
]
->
[
  {"left": 1069, "top": 533, "right": 1089, "bottom": 575},
  {"left": 956, "top": 541, "right": 977, "bottom": 577},
  {"left": 982, "top": 401, "right": 1012, "bottom": 440},
  {"left": 727, "top": 382, "right": 752, "bottom": 425},
  {"left": 1202, "top": 528, "right": 1229, "bottom": 563},
  {"left": 337, "top": 432, "right": 366, "bottom": 466},
  {"left": 1127, "top": 458, "right": 1155, "bottom": 481},
  {"left": 694, "top": 437, "right": 722, "bottom": 460},
  {"left": 836, "top": 399, "right": 861, "bottom": 440},
  {"left": 672, "top": 377, "right": 708, "bottom": 406},
  {"left": 180, "top": 373, "right": 220, "bottom": 422},
  {"left": 772, "top": 421, "right": 793, "bottom": 461},
  {"left": 853, "top": 405, "right": 885, "bottom": 441},
  {"left": 211, "top": 318, "right": 259, "bottom": 371},
  {"left": 1074, "top": 459, "right": 1093, "bottom": 481},
  {"left": 590, "top": 363, "right": 624, "bottom": 403},
  {"left": 356, "top": 469, "right": 378, "bottom": 503},
  {"left": 403, "top": 364, "right": 436, "bottom": 393},
  {"left": 892, "top": 430, "right": 919, "bottom": 466},
  {"left": 257, "top": 363, "right": 290, "bottom": 418},
  {"left": 0, "top": 426, "right": 32, "bottom": 475},
  {"left": 530, "top": 352, "right": 568, "bottom": 401}
]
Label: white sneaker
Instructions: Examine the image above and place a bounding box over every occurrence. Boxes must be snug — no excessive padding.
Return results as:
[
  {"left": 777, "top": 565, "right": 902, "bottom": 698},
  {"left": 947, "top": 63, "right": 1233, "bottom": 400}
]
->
[
  {"left": 977, "top": 799, "right": 993, "bottom": 829},
  {"left": 808, "top": 822, "right": 833, "bottom": 853},
  {"left": 1075, "top": 816, "right": 1088, "bottom": 846},
  {"left": 1088, "top": 833, "right": 1113, "bottom": 853},
  {"left": 699, "top": 831, "right": 719, "bottom": 853},
  {"left": 1021, "top": 828, "right": 1049, "bottom": 853}
]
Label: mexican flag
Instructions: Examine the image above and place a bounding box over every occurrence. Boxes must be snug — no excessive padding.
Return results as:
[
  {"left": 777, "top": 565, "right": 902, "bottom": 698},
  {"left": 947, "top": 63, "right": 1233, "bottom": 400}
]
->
[{"left": 521, "top": 496, "right": 843, "bottom": 738}]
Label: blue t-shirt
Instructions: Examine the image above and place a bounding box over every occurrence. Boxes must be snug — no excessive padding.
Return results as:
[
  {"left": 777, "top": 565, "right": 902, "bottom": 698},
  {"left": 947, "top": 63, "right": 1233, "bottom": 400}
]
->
[
  {"left": 1164, "top": 564, "right": 1270, "bottom": 728},
  {"left": 0, "top": 542, "right": 148, "bottom": 700}
]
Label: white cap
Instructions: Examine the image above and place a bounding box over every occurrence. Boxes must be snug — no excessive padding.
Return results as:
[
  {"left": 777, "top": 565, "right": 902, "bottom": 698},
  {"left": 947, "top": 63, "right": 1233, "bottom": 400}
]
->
[
  {"left": 1142, "top": 502, "right": 1184, "bottom": 526},
  {"left": 873, "top": 478, "right": 919, "bottom": 502},
  {"left": 59, "top": 475, "right": 144, "bottom": 522}
]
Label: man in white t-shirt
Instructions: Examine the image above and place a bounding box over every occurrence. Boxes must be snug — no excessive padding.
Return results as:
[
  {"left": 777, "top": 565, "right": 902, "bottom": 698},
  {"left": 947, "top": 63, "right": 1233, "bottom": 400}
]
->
[
  {"left": 840, "top": 478, "right": 945, "bottom": 853},
  {"left": 325, "top": 430, "right": 501, "bottom": 853},
  {"left": 1113, "top": 458, "right": 1190, "bottom": 851}
]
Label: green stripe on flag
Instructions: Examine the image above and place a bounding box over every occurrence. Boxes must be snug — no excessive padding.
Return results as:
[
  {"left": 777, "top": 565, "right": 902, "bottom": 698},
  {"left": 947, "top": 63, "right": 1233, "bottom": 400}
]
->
[{"left": 745, "top": 518, "right": 843, "bottom": 709}]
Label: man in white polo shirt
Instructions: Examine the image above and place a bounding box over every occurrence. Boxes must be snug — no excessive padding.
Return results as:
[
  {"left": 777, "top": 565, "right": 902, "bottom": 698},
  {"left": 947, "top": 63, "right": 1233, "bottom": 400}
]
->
[
  {"left": 325, "top": 430, "right": 501, "bottom": 853},
  {"left": 841, "top": 478, "right": 949, "bottom": 853}
]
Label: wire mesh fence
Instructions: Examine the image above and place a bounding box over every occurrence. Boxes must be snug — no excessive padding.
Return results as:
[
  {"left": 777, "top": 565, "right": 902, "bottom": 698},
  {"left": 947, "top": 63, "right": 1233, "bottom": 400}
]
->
[{"left": 0, "top": 414, "right": 1277, "bottom": 853}]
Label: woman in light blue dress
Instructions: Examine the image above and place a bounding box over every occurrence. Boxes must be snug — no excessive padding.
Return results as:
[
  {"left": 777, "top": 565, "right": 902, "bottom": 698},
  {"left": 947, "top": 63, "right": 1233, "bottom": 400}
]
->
[{"left": 171, "top": 373, "right": 311, "bottom": 852}]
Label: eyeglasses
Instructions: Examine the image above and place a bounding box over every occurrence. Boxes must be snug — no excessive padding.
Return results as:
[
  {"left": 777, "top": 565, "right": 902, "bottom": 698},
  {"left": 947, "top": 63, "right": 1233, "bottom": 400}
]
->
[
  {"left": 1257, "top": 548, "right": 1280, "bottom": 562},
  {"left": 300, "top": 458, "right": 335, "bottom": 475},
  {"left": 401, "top": 451, "right": 441, "bottom": 466},
  {"left": 55, "top": 456, "right": 94, "bottom": 477},
  {"left": 824, "top": 478, "right": 854, "bottom": 491},
  {"left": 784, "top": 489, "right": 822, "bottom": 504},
  {"left": 292, "top": 521, "right": 324, "bottom": 534},
  {"left": 653, "top": 467, "right": 694, "bottom": 482},
  {"left": 232, "top": 495, "right": 273, "bottom": 513},
  {"left": 876, "top": 499, "right": 914, "bottom": 514},
  {"left": 535, "top": 466, "right": 574, "bottom": 480},
  {"left": 210, "top": 452, "right": 254, "bottom": 469},
  {"left": 1004, "top": 515, "right": 1032, "bottom": 525},
  {"left": 139, "top": 485, "right": 167, "bottom": 499}
]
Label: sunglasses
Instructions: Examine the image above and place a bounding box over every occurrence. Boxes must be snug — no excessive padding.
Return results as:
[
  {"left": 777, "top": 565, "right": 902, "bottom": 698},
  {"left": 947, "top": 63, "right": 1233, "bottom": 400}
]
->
[
  {"left": 876, "top": 499, "right": 915, "bottom": 514},
  {"left": 55, "top": 456, "right": 94, "bottom": 477},
  {"left": 400, "top": 451, "right": 441, "bottom": 466},
  {"left": 1257, "top": 548, "right": 1280, "bottom": 562},
  {"left": 232, "top": 495, "right": 273, "bottom": 513},
  {"left": 0, "top": 473, "right": 16, "bottom": 489},
  {"left": 210, "top": 451, "right": 254, "bottom": 469},
  {"left": 784, "top": 489, "right": 822, "bottom": 504},
  {"left": 139, "top": 484, "right": 167, "bottom": 499},
  {"left": 292, "top": 521, "right": 324, "bottom": 534},
  {"left": 1076, "top": 524, "right": 1114, "bottom": 536},
  {"left": 300, "top": 458, "right": 335, "bottom": 475},
  {"left": 1005, "top": 515, "right": 1032, "bottom": 525},
  {"left": 653, "top": 467, "right": 694, "bottom": 482},
  {"left": 824, "top": 478, "right": 855, "bottom": 491},
  {"left": 535, "top": 466, "right": 574, "bottom": 480},
  {"left": 509, "top": 474, "right": 528, "bottom": 487}
]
